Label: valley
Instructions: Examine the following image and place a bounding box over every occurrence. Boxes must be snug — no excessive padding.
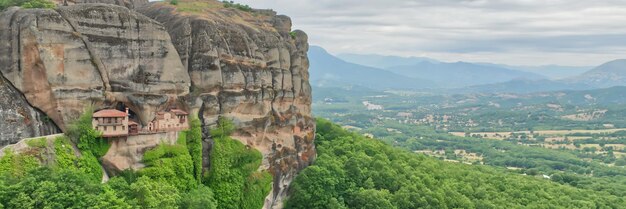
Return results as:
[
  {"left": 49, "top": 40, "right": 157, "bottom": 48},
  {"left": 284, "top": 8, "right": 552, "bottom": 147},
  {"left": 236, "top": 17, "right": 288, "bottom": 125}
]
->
[{"left": 313, "top": 85, "right": 626, "bottom": 197}]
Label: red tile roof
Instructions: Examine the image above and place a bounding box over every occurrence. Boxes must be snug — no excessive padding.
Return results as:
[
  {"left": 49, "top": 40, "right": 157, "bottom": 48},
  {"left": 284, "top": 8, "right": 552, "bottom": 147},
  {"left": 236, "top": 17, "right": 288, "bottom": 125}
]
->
[
  {"left": 171, "top": 109, "right": 188, "bottom": 115},
  {"left": 93, "top": 109, "right": 128, "bottom": 118}
]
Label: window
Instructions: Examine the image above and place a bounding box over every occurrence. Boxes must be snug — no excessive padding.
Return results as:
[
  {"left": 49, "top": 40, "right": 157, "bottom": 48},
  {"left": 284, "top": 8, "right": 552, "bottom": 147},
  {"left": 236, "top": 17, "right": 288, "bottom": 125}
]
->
[
  {"left": 122, "top": 126, "right": 125, "bottom": 131},
  {"left": 104, "top": 126, "right": 107, "bottom": 131},
  {"left": 113, "top": 126, "right": 116, "bottom": 131}
]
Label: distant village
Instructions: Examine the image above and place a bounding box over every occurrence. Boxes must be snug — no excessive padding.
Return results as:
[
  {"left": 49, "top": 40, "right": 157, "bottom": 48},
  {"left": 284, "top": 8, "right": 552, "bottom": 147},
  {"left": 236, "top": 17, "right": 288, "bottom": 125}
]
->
[{"left": 92, "top": 107, "right": 189, "bottom": 139}]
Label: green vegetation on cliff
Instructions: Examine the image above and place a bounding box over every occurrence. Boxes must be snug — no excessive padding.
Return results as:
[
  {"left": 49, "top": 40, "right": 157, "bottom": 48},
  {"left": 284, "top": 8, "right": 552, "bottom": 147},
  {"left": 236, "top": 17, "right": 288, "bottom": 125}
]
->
[
  {"left": 0, "top": 0, "right": 55, "bottom": 10},
  {"left": 0, "top": 113, "right": 271, "bottom": 209},
  {"left": 205, "top": 116, "right": 273, "bottom": 209},
  {"left": 67, "top": 108, "right": 110, "bottom": 158},
  {"left": 0, "top": 150, "right": 39, "bottom": 178},
  {"left": 186, "top": 118, "right": 204, "bottom": 184},
  {"left": 286, "top": 118, "right": 626, "bottom": 209},
  {"left": 140, "top": 143, "right": 196, "bottom": 192},
  {"left": 221, "top": 0, "right": 252, "bottom": 12}
]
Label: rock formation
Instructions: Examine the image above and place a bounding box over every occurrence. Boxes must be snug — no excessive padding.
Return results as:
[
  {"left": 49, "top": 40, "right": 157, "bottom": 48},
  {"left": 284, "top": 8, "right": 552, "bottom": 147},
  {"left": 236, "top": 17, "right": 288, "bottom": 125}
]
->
[
  {"left": 50, "top": 0, "right": 148, "bottom": 9},
  {"left": 137, "top": 3, "right": 315, "bottom": 208},
  {"left": 0, "top": 75, "right": 60, "bottom": 146},
  {"left": 0, "top": 4, "right": 191, "bottom": 131},
  {"left": 0, "top": 1, "right": 315, "bottom": 208}
]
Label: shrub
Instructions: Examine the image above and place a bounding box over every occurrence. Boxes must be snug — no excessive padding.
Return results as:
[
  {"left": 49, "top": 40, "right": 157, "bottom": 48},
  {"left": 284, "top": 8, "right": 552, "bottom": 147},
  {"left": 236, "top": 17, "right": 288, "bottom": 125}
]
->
[
  {"left": 211, "top": 116, "right": 235, "bottom": 139},
  {"left": 0, "top": 0, "right": 55, "bottom": 10},
  {"left": 0, "top": 150, "right": 40, "bottom": 178},
  {"left": 205, "top": 136, "right": 271, "bottom": 209},
  {"left": 67, "top": 107, "right": 110, "bottom": 158},
  {"left": 169, "top": 0, "right": 178, "bottom": 5},
  {"left": 26, "top": 137, "right": 47, "bottom": 148},
  {"left": 20, "top": 0, "right": 54, "bottom": 9},
  {"left": 221, "top": 1, "right": 252, "bottom": 12},
  {"left": 180, "top": 185, "right": 218, "bottom": 209},
  {"left": 53, "top": 136, "right": 102, "bottom": 181},
  {"left": 140, "top": 144, "right": 196, "bottom": 192},
  {"left": 186, "top": 118, "right": 204, "bottom": 184},
  {"left": 131, "top": 176, "right": 181, "bottom": 209}
]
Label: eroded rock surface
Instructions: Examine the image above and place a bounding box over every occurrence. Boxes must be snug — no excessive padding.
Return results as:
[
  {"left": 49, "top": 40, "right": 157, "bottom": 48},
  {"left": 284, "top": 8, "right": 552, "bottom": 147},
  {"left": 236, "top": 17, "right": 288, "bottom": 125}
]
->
[
  {"left": 0, "top": 2, "right": 314, "bottom": 208},
  {"left": 50, "top": 0, "right": 148, "bottom": 9},
  {"left": 102, "top": 132, "right": 180, "bottom": 174},
  {"left": 0, "top": 4, "right": 190, "bottom": 131},
  {"left": 138, "top": 3, "right": 315, "bottom": 208}
]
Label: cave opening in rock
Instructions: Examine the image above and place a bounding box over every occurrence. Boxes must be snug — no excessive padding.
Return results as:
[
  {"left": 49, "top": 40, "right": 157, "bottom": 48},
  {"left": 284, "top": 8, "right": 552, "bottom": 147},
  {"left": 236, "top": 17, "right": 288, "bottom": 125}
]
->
[{"left": 114, "top": 102, "right": 138, "bottom": 122}]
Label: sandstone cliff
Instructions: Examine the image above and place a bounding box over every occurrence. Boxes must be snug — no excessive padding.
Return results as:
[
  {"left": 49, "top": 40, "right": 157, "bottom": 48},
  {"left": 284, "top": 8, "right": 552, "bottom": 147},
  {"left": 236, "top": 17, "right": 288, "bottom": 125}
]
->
[
  {"left": 136, "top": 2, "right": 315, "bottom": 207},
  {"left": 0, "top": 1, "right": 314, "bottom": 208}
]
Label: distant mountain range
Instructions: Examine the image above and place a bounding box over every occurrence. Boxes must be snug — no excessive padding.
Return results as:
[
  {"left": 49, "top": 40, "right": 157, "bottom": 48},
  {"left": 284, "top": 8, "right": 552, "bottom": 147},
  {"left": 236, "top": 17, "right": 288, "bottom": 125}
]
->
[
  {"left": 462, "top": 59, "right": 626, "bottom": 93},
  {"left": 475, "top": 63, "right": 591, "bottom": 79},
  {"left": 385, "top": 62, "right": 545, "bottom": 88},
  {"left": 341, "top": 53, "right": 590, "bottom": 80},
  {"left": 310, "top": 46, "right": 626, "bottom": 93},
  {"left": 456, "top": 79, "right": 592, "bottom": 94},
  {"left": 308, "top": 46, "right": 436, "bottom": 90},
  {"left": 566, "top": 59, "right": 626, "bottom": 88},
  {"left": 337, "top": 53, "right": 439, "bottom": 69}
]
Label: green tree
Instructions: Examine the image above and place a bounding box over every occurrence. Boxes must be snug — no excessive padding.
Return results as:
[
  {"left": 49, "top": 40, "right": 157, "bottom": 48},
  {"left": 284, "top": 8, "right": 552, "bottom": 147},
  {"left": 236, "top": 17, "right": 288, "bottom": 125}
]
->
[
  {"left": 140, "top": 144, "right": 196, "bottom": 192},
  {"left": 8, "top": 193, "right": 34, "bottom": 209},
  {"left": 68, "top": 107, "right": 109, "bottom": 158},
  {"left": 286, "top": 118, "right": 626, "bottom": 208},
  {"left": 180, "top": 185, "right": 218, "bottom": 209},
  {"left": 186, "top": 118, "right": 204, "bottom": 184},
  {"left": 130, "top": 176, "right": 180, "bottom": 209},
  {"left": 91, "top": 185, "right": 132, "bottom": 209},
  {"left": 205, "top": 133, "right": 271, "bottom": 209},
  {"left": 211, "top": 116, "right": 235, "bottom": 139}
]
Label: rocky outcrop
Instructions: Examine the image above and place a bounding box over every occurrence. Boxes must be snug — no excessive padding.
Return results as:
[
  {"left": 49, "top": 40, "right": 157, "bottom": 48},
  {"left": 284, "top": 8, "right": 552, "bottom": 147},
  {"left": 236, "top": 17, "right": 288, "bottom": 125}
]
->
[
  {"left": 137, "top": 2, "right": 315, "bottom": 208},
  {"left": 0, "top": 74, "right": 60, "bottom": 146},
  {"left": 0, "top": 1, "right": 314, "bottom": 208},
  {"left": 102, "top": 132, "right": 180, "bottom": 174},
  {"left": 50, "top": 0, "right": 148, "bottom": 9},
  {"left": 0, "top": 4, "right": 190, "bottom": 131}
]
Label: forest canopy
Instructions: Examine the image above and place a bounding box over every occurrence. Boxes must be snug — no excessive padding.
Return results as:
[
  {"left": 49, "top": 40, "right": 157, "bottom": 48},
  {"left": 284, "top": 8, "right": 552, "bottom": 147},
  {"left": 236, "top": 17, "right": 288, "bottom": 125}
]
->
[{"left": 286, "top": 118, "right": 626, "bottom": 209}]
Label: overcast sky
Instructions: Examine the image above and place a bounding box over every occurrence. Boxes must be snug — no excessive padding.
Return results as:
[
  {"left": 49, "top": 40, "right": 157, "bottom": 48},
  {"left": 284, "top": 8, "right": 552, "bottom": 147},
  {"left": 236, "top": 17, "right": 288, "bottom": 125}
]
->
[{"left": 236, "top": 0, "right": 626, "bottom": 66}]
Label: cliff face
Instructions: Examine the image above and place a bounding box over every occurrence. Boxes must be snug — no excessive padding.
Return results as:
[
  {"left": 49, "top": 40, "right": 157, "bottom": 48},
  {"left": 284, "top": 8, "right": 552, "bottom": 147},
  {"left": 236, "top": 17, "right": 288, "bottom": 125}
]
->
[
  {"left": 0, "top": 1, "right": 314, "bottom": 208},
  {"left": 0, "top": 75, "right": 60, "bottom": 146},
  {"left": 0, "top": 4, "right": 190, "bottom": 131},
  {"left": 137, "top": 3, "right": 315, "bottom": 207}
]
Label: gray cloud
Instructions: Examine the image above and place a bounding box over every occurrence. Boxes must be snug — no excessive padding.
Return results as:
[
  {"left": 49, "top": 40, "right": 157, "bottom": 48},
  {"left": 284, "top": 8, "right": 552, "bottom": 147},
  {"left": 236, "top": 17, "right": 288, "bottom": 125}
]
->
[{"left": 237, "top": 0, "right": 626, "bottom": 66}]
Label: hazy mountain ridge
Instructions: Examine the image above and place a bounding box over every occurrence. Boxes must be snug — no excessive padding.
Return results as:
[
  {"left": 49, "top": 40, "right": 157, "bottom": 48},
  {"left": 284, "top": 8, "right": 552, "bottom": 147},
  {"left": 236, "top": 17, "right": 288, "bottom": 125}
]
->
[
  {"left": 456, "top": 60, "right": 626, "bottom": 94},
  {"left": 567, "top": 59, "right": 626, "bottom": 88},
  {"left": 475, "top": 63, "right": 591, "bottom": 79},
  {"left": 337, "top": 53, "right": 439, "bottom": 69},
  {"left": 456, "top": 79, "right": 592, "bottom": 94},
  {"left": 309, "top": 46, "right": 436, "bottom": 90},
  {"left": 312, "top": 46, "right": 626, "bottom": 93},
  {"left": 385, "top": 61, "right": 546, "bottom": 88}
]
